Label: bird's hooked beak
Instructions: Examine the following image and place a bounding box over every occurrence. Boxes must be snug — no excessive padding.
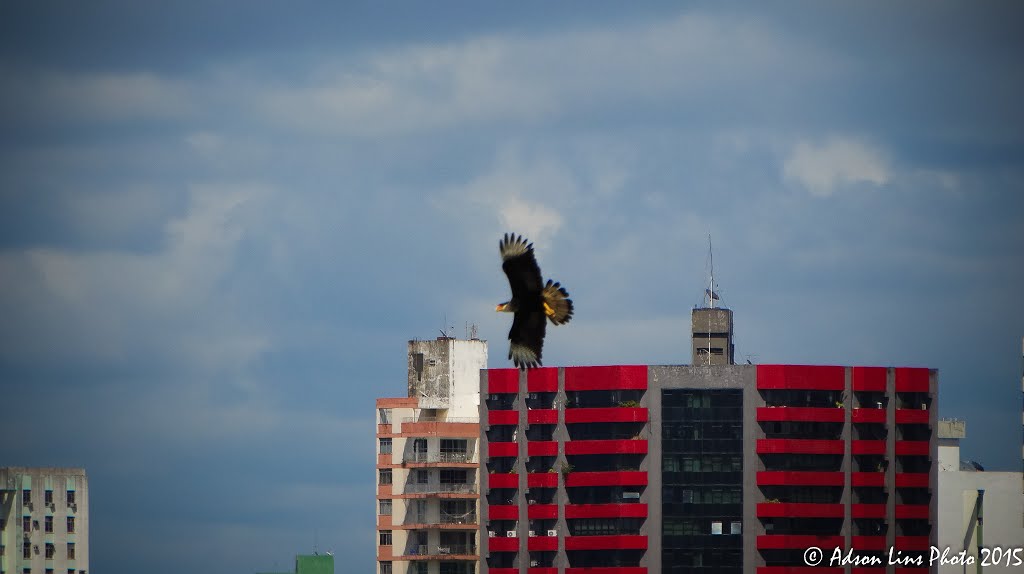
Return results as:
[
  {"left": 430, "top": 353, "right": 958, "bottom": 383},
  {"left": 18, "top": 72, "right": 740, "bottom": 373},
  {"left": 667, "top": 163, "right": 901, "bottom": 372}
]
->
[{"left": 495, "top": 302, "right": 510, "bottom": 312}]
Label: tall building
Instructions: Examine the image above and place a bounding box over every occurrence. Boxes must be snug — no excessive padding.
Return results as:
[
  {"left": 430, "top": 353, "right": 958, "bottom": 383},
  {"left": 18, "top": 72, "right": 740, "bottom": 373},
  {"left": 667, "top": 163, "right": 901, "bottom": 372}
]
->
[
  {"left": 479, "top": 310, "right": 938, "bottom": 574},
  {"left": 936, "top": 420, "right": 1024, "bottom": 574},
  {"left": 377, "top": 337, "right": 488, "bottom": 574},
  {"left": 0, "top": 467, "right": 89, "bottom": 574}
]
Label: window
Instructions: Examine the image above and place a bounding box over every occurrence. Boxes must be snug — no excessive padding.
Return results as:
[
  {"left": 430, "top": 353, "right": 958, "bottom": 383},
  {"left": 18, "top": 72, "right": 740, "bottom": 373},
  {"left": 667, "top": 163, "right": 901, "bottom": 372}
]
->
[
  {"left": 66, "top": 491, "right": 75, "bottom": 506},
  {"left": 67, "top": 543, "right": 75, "bottom": 560},
  {"left": 378, "top": 408, "right": 392, "bottom": 424},
  {"left": 379, "top": 438, "right": 392, "bottom": 455},
  {"left": 379, "top": 499, "right": 392, "bottom": 515},
  {"left": 730, "top": 521, "right": 742, "bottom": 535},
  {"left": 45, "top": 543, "right": 55, "bottom": 559},
  {"left": 415, "top": 470, "right": 429, "bottom": 484},
  {"left": 379, "top": 530, "right": 392, "bottom": 545},
  {"left": 23, "top": 542, "right": 31, "bottom": 559},
  {"left": 45, "top": 516, "right": 53, "bottom": 533},
  {"left": 379, "top": 469, "right": 392, "bottom": 485},
  {"left": 46, "top": 569, "right": 54, "bottom": 574},
  {"left": 22, "top": 490, "right": 31, "bottom": 505},
  {"left": 23, "top": 517, "right": 30, "bottom": 531},
  {"left": 45, "top": 490, "right": 53, "bottom": 505},
  {"left": 379, "top": 562, "right": 392, "bottom": 574},
  {"left": 439, "top": 470, "right": 467, "bottom": 484},
  {"left": 66, "top": 517, "right": 75, "bottom": 533},
  {"left": 411, "top": 563, "right": 428, "bottom": 574}
]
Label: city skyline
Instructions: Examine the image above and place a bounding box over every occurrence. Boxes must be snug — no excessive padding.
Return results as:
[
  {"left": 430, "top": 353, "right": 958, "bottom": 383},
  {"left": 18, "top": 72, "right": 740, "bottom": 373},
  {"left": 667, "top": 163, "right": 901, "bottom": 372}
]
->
[{"left": 1, "top": 2, "right": 1023, "bottom": 574}]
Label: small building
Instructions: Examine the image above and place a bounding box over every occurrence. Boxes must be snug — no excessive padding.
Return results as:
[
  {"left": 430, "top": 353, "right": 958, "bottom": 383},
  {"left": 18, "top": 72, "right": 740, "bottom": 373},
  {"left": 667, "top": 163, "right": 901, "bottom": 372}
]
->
[
  {"left": 256, "top": 552, "right": 335, "bottom": 574},
  {"left": 0, "top": 466, "right": 89, "bottom": 574},
  {"left": 936, "top": 419, "right": 1024, "bottom": 574}
]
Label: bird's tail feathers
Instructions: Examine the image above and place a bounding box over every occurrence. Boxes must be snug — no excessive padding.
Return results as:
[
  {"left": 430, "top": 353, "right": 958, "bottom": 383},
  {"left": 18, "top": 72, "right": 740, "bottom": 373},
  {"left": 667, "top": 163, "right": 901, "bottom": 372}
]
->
[{"left": 542, "top": 279, "right": 574, "bottom": 325}]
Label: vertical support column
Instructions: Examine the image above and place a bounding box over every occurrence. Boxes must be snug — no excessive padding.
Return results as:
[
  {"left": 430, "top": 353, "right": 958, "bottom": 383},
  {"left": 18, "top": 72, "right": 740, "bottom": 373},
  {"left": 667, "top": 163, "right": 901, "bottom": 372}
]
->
[
  {"left": 842, "top": 366, "right": 853, "bottom": 567},
  {"left": 886, "top": 367, "right": 897, "bottom": 574},
  {"left": 554, "top": 367, "right": 568, "bottom": 571}
]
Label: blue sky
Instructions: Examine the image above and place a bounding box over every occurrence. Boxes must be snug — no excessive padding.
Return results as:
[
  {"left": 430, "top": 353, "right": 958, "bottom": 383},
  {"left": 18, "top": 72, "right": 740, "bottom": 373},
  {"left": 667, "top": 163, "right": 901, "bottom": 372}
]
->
[{"left": 1, "top": 2, "right": 1022, "bottom": 572}]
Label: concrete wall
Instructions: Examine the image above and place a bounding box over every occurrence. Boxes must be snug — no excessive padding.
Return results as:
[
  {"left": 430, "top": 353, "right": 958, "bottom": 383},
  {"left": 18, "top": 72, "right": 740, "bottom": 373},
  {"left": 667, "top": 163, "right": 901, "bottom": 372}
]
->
[{"left": 937, "top": 470, "right": 1024, "bottom": 574}]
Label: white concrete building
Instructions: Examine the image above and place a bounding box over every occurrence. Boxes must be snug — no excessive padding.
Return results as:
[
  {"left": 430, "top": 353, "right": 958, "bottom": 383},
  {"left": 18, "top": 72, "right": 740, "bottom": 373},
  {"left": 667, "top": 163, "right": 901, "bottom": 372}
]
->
[
  {"left": 937, "top": 420, "right": 1024, "bottom": 573},
  {"left": 1, "top": 467, "right": 89, "bottom": 574},
  {"left": 377, "top": 337, "right": 487, "bottom": 574}
]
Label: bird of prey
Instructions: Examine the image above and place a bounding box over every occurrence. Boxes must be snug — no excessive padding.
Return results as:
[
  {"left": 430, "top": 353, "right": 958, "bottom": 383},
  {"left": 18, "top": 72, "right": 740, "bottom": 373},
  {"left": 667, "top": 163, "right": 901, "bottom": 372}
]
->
[{"left": 495, "top": 233, "right": 573, "bottom": 369}]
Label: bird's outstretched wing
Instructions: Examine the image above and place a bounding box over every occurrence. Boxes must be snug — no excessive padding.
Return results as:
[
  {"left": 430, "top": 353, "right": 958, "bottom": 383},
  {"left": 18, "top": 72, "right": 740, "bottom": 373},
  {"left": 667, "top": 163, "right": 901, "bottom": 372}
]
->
[{"left": 500, "top": 233, "right": 544, "bottom": 300}]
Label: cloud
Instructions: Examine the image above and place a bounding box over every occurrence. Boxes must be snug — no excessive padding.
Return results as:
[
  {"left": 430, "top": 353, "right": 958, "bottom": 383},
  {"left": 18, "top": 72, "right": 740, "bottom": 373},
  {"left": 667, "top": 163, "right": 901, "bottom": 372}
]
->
[
  {"left": 0, "top": 183, "right": 274, "bottom": 373},
  {"left": 783, "top": 136, "right": 889, "bottom": 196}
]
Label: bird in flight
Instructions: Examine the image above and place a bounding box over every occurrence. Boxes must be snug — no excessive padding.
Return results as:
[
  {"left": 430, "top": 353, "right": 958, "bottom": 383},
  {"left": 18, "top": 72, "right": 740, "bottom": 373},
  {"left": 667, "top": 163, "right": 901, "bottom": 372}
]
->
[{"left": 495, "top": 233, "right": 573, "bottom": 369}]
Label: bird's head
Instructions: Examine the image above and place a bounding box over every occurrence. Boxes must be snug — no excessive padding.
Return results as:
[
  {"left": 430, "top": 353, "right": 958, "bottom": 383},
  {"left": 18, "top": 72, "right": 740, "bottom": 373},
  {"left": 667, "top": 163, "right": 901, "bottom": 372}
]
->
[{"left": 495, "top": 301, "right": 516, "bottom": 313}]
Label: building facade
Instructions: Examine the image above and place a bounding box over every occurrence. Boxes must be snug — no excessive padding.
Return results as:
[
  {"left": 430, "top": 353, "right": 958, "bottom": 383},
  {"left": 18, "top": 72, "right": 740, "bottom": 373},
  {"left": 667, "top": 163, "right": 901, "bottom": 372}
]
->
[
  {"left": 377, "top": 337, "right": 488, "bottom": 574},
  {"left": 936, "top": 420, "right": 1024, "bottom": 574},
  {"left": 478, "top": 302, "right": 938, "bottom": 574},
  {"left": 0, "top": 467, "right": 89, "bottom": 574}
]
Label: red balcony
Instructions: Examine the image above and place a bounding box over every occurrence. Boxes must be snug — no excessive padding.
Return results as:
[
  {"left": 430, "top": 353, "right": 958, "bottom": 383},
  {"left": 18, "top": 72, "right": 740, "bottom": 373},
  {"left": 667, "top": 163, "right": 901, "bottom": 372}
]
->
[
  {"left": 565, "top": 503, "right": 647, "bottom": 519},
  {"left": 895, "top": 441, "right": 929, "bottom": 456},
  {"left": 527, "top": 472, "right": 559, "bottom": 488},
  {"left": 527, "top": 368, "right": 558, "bottom": 392},
  {"left": 853, "top": 408, "right": 886, "bottom": 423},
  {"left": 851, "top": 472, "right": 885, "bottom": 487},
  {"left": 896, "top": 504, "right": 930, "bottom": 519},
  {"left": 488, "top": 473, "right": 519, "bottom": 489},
  {"left": 488, "top": 537, "right": 520, "bottom": 552},
  {"left": 756, "top": 502, "right": 843, "bottom": 518},
  {"left": 488, "top": 369, "right": 519, "bottom": 394},
  {"left": 528, "top": 441, "right": 558, "bottom": 457},
  {"left": 851, "top": 536, "right": 887, "bottom": 550},
  {"left": 489, "top": 442, "right": 518, "bottom": 457},
  {"left": 895, "top": 368, "right": 930, "bottom": 393},
  {"left": 564, "top": 365, "right": 648, "bottom": 391},
  {"left": 565, "top": 407, "right": 648, "bottom": 424},
  {"left": 756, "top": 535, "right": 844, "bottom": 550},
  {"left": 894, "top": 536, "right": 931, "bottom": 550},
  {"left": 566, "top": 569, "right": 646, "bottom": 574},
  {"left": 757, "top": 439, "right": 843, "bottom": 455},
  {"left": 490, "top": 569, "right": 519, "bottom": 574},
  {"left": 852, "top": 440, "right": 886, "bottom": 455},
  {"left": 895, "top": 409, "right": 929, "bottom": 424},
  {"left": 527, "top": 504, "right": 558, "bottom": 520},
  {"left": 757, "top": 365, "right": 845, "bottom": 390},
  {"left": 566, "top": 439, "right": 647, "bottom": 456},
  {"left": 527, "top": 536, "right": 558, "bottom": 552},
  {"left": 853, "top": 366, "right": 887, "bottom": 392},
  {"left": 895, "top": 473, "right": 929, "bottom": 488},
  {"left": 528, "top": 409, "right": 558, "bottom": 425},
  {"left": 488, "top": 410, "right": 518, "bottom": 426},
  {"left": 529, "top": 569, "right": 558, "bottom": 574},
  {"left": 757, "top": 471, "right": 844, "bottom": 486},
  {"left": 852, "top": 504, "right": 886, "bottom": 519},
  {"left": 757, "top": 406, "right": 844, "bottom": 423},
  {"left": 565, "top": 535, "right": 647, "bottom": 551},
  {"left": 565, "top": 471, "right": 647, "bottom": 487},
  {"left": 489, "top": 504, "right": 519, "bottom": 520}
]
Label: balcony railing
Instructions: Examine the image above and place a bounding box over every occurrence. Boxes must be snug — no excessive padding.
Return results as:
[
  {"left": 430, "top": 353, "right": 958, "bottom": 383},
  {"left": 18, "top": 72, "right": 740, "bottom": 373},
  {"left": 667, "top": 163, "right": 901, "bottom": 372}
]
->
[
  {"left": 403, "top": 483, "right": 478, "bottom": 494},
  {"left": 404, "top": 513, "right": 478, "bottom": 525},
  {"left": 404, "top": 451, "right": 476, "bottom": 464},
  {"left": 401, "top": 417, "right": 479, "bottom": 424},
  {"left": 406, "top": 544, "right": 478, "bottom": 556}
]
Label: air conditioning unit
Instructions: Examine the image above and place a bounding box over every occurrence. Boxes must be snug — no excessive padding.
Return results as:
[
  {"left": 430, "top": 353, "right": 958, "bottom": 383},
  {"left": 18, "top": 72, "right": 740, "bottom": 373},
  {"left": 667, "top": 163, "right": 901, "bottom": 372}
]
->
[
  {"left": 547, "top": 529, "right": 558, "bottom": 537},
  {"left": 528, "top": 393, "right": 538, "bottom": 400},
  {"left": 623, "top": 491, "right": 640, "bottom": 500},
  {"left": 506, "top": 531, "right": 517, "bottom": 538},
  {"left": 530, "top": 560, "right": 540, "bottom": 567},
  {"left": 528, "top": 530, "right": 537, "bottom": 537},
  {"left": 488, "top": 531, "right": 496, "bottom": 537},
  {"left": 527, "top": 499, "right": 537, "bottom": 505}
]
